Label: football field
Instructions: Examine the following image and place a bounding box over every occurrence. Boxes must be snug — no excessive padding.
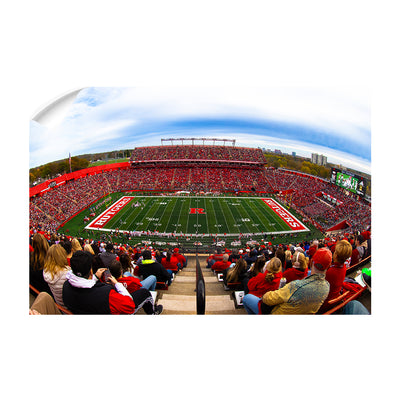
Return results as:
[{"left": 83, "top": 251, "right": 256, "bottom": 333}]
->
[{"left": 84, "top": 195, "right": 309, "bottom": 237}]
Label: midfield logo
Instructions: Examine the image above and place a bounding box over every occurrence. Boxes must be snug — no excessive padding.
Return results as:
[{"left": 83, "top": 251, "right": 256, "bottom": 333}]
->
[{"left": 189, "top": 208, "right": 206, "bottom": 214}]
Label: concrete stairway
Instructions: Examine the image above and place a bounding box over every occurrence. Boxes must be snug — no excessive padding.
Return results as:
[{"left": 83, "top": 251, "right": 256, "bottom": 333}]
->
[{"left": 156, "top": 255, "right": 247, "bottom": 315}]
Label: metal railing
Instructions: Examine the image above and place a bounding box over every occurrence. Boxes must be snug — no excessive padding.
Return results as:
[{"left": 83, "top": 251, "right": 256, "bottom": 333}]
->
[{"left": 195, "top": 251, "right": 206, "bottom": 314}]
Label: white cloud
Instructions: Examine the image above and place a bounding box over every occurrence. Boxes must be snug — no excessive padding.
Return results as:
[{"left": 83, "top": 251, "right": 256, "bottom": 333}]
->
[{"left": 30, "top": 86, "right": 371, "bottom": 171}]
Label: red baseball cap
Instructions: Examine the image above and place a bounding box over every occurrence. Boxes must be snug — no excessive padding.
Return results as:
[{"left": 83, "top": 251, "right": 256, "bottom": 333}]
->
[{"left": 312, "top": 248, "right": 332, "bottom": 271}]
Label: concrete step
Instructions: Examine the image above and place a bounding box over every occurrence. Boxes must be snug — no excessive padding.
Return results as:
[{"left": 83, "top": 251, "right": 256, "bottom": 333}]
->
[
  {"left": 146, "top": 255, "right": 246, "bottom": 315},
  {"left": 158, "top": 294, "right": 238, "bottom": 314}
]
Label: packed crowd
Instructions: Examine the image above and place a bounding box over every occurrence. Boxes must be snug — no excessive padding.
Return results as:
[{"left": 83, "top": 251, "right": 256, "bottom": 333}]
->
[
  {"left": 29, "top": 232, "right": 189, "bottom": 315},
  {"left": 29, "top": 166, "right": 370, "bottom": 236},
  {"left": 130, "top": 145, "right": 266, "bottom": 163},
  {"left": 29, "top": 165, "right": 271, "bottom": 231},
  {"left": 270, "top": 169, "right": 371, "bottom": 231},
  {"left": 29, "top": 228, "right": 371, "bottom": 315},
  {"left": 205, "top": 230, "right": 371, "bottom": 315}
]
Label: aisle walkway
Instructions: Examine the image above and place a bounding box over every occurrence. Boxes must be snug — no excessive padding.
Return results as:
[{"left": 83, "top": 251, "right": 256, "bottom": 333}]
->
[{"left": 155, "top": 255, "right": 246, "bottom": 315}]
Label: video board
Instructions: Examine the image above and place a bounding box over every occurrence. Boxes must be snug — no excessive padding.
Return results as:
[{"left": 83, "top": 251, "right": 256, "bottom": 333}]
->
[{"left": 330, "top": 168, "right": 367, "bottom": 197}]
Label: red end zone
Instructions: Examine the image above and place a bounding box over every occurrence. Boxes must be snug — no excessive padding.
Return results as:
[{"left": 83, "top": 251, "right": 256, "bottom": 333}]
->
[
  {"left": 86, "top": 196, "right": 134, "bottom": 229},
  {"left": 262, "top": 198, "right": 307, "bottom": 231}
]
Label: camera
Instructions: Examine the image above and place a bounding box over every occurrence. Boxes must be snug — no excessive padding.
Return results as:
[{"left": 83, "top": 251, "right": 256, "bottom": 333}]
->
[{"left": 103, "top": 269, "right": 112, "bottom": 282}]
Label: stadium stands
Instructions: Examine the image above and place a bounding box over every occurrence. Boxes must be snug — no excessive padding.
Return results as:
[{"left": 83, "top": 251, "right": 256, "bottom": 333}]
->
[{"left": 29, "top": 144, "right": 371, "bottom": 314}]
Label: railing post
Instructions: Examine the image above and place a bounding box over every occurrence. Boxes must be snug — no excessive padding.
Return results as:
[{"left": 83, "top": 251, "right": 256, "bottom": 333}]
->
[{"left": 195, "top": 251, "right": 206, "bottom": 315}]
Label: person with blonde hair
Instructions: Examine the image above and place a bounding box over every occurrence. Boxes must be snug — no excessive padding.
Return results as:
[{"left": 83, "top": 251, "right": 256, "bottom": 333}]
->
[
  {"left": 318, "top": 240, "right": 352, "bottom": 314},
  {"left": 84, "top": 243, "right": 95, "bottom": 255},
  {"left": 71, "top": 238, "right": 83, "bottom": 254},
  {"left": 30, "top": 233, "right": 52, "bottom": 295},
  {"left": 283, "top": 251, "right": 309, "bottom": 283},
  {"left": 243, "top": 257, "right": 283, "bottom": 314},
  {"left": 43, "top": 244, "right": 71, "bottom": 307}
]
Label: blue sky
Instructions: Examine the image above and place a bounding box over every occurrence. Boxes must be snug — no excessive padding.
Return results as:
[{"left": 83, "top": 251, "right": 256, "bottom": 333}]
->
[{"left": 30, "top": 86, "right": 371, "bottom": 174}]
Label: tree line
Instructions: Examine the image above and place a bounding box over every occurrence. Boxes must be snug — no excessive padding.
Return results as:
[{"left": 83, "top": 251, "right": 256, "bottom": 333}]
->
[
  {"left": 30, "top": 156, "right": 90, "bottom": 184},
  {"left": 264, "top": 153, "right": 331, "bottom": 179}
]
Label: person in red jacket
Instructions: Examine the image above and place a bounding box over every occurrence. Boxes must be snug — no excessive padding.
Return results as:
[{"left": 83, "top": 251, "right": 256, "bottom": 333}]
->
[
  {"left": 109, "top": 259, "right": 144, "bottom": 293},
  {"left": 173, "top": 248, "right": 187, "bottom": 269},
  {"left": 283, "top": 251, "right": 308, "bottom": 283},
  {"left": 211, "top": 253, "right": 231, "bottom": 271},
  {"left": 247, "top": 257, "right": 283, "bottom": 298},
  {"left": 161, "top": 250, "right": 179, "bottom": 272},
  {"left": 317, "top": 239, "right": 352, "bottom": 314}
]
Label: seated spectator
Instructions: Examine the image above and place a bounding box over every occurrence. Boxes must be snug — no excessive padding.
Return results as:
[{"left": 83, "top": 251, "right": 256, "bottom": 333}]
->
[
  {"left": 61, "top": 240, "right": 73, "bottom": 265},
  {"left": 318, "top": 240, "right": 352, "bottom": 314},
  {"left": 84, "top": 243, "right": 95, "bottom": 255},
  {"left": 222, "top": 258, "right": 249, "bottom": 291},
  {"left": 161, "top": 250, "right": 179, "bottom": 272},
  {"left": 71, "top": 238, "right": 83, "bottom": 254},
  {"left": 244, "top": 248, "right": 258, "bottom": 267},
  {"left": 243, "top": 258, "right": 283, "bottom": 313},
  {"left": 211, "top": 253, "right": 231, "bottom": 271},
  {"left": 228, "top": 249, "right": 241, "bottom": 263},
  {"left": 30, "top": 233, "right": 52, "bottom": 296},
  {"left": 43, "top": 244, "right": 71, "bottom": 307},
  {"left": 99, "top": 242, "right": 117, "bottom": 267},
  {"left": 282, "top": 251, "right": 308, "bottom": 284},
  {"left": 119, "top": 253, "right": 135, "bottom": 277},
  {"left": 247, "top": 255, "right": 266, "bottom": 280},
  {"left": 207, "top": 247, "right": 224, "bottom": 268},
  {"left": 341, "top": 300, "right": 369, "bottom": 315},
  {"left": 109, "top": 259, "right": 156, "bottom": 292},
  {"left": 136, "top": 250, "right": 172, "bottom": 285},
  {"left": 173, "top": 248, "right": 187, "bottom": 269},
  {"left": 245, "top": 248, "right": 332, "bottom": 315},
  {"left": 284, "top": 249, "right": 293, "bottom": 271},
  {"left": 352, "top": 234, "right": 367, "bottom": 265},
  {"left": 29, "top": 292, "right": 62, "bottom": 315},
  {"left": 62, "top": 250, "right": 162, "bottom": 315}
]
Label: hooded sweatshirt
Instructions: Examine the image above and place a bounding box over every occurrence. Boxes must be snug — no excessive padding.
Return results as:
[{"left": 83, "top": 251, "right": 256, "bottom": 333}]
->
[{"left": 43, "top": 267, "right": 71, "bottom": 307}]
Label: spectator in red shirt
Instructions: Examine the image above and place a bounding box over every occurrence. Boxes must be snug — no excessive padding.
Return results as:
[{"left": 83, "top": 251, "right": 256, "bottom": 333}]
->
[
  {"left": 173, "top": 248, "right": 187, "bottom": 269},
  {"left": 207, "top": 247, "right": 224, "bottom": 268},
  {"left": 211, "top": 253, "right": 231, "bottom": 271},
  {"left": 109, "top": 259, "right": 157, "bottom": 292},
  {"left": 318, "top": 240, "right": 352, "bottom": 314},
  {"left": 161, "top": 250, "right": 179, "bottom": 272},
  {"left": 247, "top": 257, "right": 283, "bottom": 298},
  {"left": 283, "top": 251, "right": 308, "bottom": 283}
]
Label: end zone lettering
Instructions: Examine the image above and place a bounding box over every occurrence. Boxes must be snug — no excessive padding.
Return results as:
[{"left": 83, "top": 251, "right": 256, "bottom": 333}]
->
[
  {"left": 262, "top": 199, "right": 307, "bottom": 231},
  {"left": 87, "top": 196, "right": 134, "bottom": 229}
]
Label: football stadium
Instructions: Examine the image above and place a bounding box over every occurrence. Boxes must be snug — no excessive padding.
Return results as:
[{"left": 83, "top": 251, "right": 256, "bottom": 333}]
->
[{"left": 29, "top": 141, "right": 371, "bottom": 315}]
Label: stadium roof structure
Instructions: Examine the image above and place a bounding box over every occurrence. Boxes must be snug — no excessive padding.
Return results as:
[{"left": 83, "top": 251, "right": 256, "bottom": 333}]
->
[{"left": 161, "top": 138, "right": 236, "bottom": 146}]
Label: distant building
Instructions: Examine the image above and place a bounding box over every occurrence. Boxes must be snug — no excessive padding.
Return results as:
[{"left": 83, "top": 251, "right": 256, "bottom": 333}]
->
[
  {"left": 274, "top": 149, "right": 282, "bottom": 155},
  {"left": 311, "top": 153, "right": 327, "bottom": 166},
  {"left": 292, "top": 152, "right": 296, "bottom": 157}
]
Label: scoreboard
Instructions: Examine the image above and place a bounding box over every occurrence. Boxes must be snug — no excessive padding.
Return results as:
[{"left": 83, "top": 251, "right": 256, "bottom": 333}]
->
[{"left": 330, "top": 167, "right": 367, "bottom": 197}]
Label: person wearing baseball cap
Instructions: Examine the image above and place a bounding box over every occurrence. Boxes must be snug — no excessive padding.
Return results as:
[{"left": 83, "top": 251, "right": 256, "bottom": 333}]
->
[
  {"left": 173, "top": 247, "right": 187, "bottom": 269},
  {"left": 248, "top": 247, "right": 332, "bottom": 315}
]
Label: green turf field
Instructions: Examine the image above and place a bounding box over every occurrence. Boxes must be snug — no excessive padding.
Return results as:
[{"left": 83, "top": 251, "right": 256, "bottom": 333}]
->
[{"left": 82, "top": 195, "right": 309, "bottom": 237}]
